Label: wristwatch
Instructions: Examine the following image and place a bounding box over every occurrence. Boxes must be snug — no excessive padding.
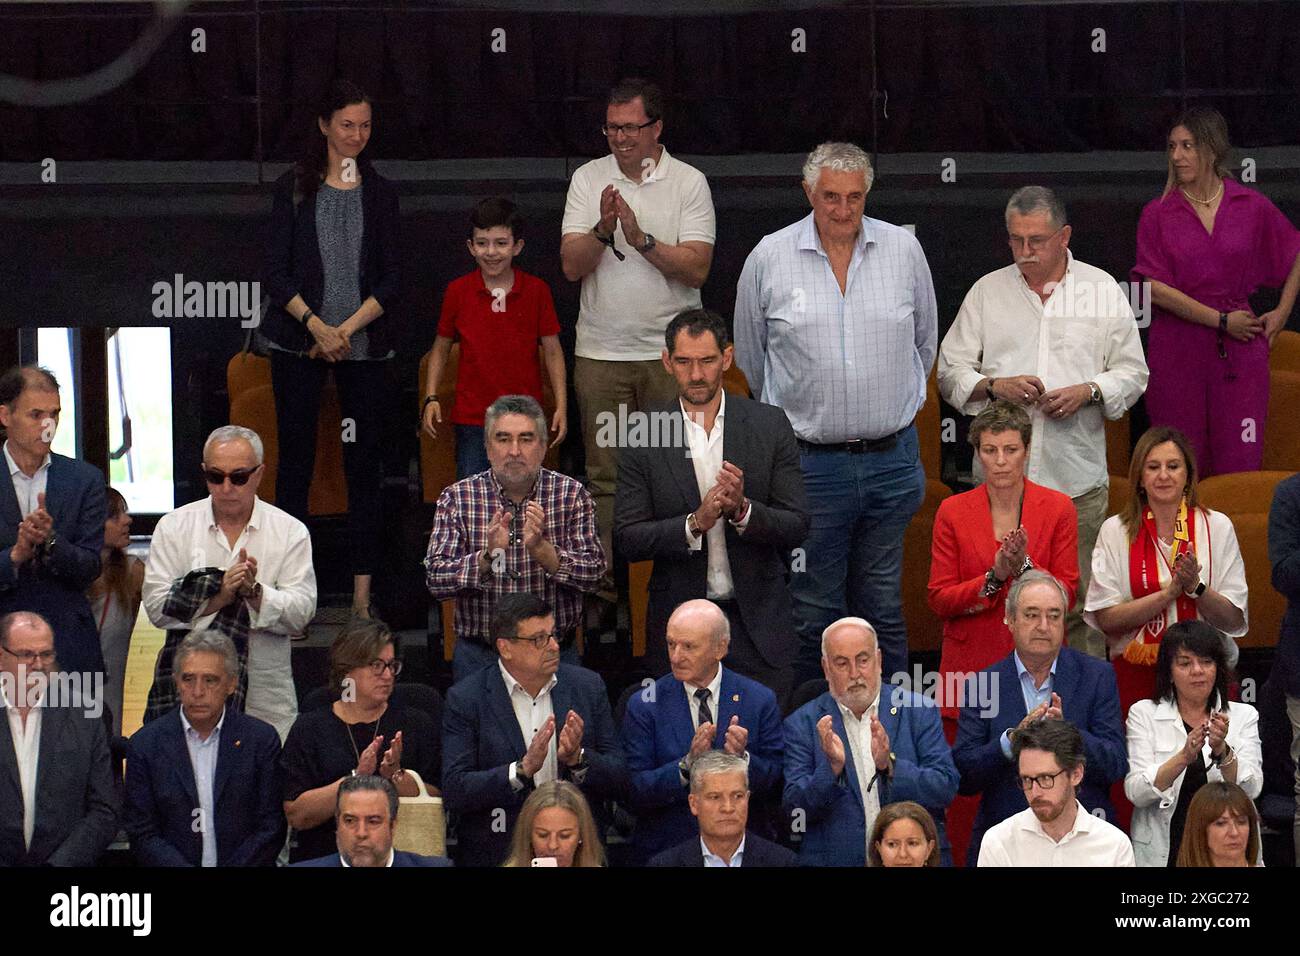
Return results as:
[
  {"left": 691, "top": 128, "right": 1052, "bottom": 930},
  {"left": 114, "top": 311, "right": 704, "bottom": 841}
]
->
[
  {"left": 637, "top": 233, "right": 656, "bottom": 254},
  {"left": 1087, "top": 382, "right": 1102, "bottom": 405},
  {"left": 687, "top": 512, "right": 704, "bottom": 539},
  {"left": 1187, "top": 580, "right": 1207, "bottom": 599},
  {"left": 984, "top": 378, "right": 997, "bottom": 402}
]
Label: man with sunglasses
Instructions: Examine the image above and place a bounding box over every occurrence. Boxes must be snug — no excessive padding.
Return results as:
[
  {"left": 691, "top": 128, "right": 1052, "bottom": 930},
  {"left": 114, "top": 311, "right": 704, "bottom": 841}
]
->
[
  {"left": 938, "top": 186, "right": 1148, "bottom": 661},
  {"left": 143, "top": 425, "right": 317, "bottom": 742},
  {"left": 560, "top": 77, "right": 716, "bottom": 588},
  {"left": 978, "top": 718, "right": 1134, "bottom": 866}
]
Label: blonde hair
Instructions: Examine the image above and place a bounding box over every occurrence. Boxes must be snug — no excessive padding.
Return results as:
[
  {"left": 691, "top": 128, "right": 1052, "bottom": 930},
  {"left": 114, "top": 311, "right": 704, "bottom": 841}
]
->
[
  {"left": 1162, "top": 106, "right": 1233, "bottom": 198},
  {"left": 1120, "top": 426, "right": 1200, "bottom": 543},
  {"left": 501, "top": 781, "right": 605, "bottom": 868}
]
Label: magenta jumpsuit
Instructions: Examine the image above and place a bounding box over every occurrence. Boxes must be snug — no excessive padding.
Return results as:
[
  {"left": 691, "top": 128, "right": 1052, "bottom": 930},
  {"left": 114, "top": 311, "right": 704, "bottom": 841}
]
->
[{"left": 1133, "top": 177, "right": 1300, "bottom": 476}]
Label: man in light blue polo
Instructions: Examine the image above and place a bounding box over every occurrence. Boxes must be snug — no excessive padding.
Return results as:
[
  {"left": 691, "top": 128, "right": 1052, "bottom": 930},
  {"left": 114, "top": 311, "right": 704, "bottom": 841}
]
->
[{"left": 734, "top": 142, "right": 937, "bottom": 686}]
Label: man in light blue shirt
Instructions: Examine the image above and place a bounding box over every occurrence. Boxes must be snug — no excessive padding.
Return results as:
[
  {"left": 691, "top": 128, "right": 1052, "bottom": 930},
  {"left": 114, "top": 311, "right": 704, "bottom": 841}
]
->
[{"left": 734, "top": 142, "right": 938, "bottom": 685}]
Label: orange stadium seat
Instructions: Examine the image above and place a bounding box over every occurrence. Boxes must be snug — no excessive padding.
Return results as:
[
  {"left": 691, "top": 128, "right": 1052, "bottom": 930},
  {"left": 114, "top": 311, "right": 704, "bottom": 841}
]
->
[
  {"left": 1263, "top": 370, "right": 1300, "bottom": 473},
  {"left": 904, "top": 371, "right": 953, "bottom": 654}
]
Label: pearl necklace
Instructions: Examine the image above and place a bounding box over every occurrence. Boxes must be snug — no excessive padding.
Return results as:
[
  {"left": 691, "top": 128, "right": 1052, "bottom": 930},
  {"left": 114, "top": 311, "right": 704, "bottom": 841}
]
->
[{"left": 1181, "top": 180, "right": 1223, "bottom": 207}]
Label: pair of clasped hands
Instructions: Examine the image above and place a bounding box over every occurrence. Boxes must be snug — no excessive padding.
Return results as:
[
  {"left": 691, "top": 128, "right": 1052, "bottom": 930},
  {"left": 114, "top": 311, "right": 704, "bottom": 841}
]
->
[
  {"left": 10, "top": 492, "right": 54, "bottom": 566},
  {"left": 693, "top": 461, "right": 747, "bottom": 532},
  {"left": 988, "top": 375, "right": 1091, "bottom": 420},
  {"left": 353, "top": 731, "right": 407, "bottom": 783},
  {"left": 1178, "top": 710, "right": 1231, "bottom": 767},
  {"left": 816, "top": 712, "right": 892, "bottom": 775}
]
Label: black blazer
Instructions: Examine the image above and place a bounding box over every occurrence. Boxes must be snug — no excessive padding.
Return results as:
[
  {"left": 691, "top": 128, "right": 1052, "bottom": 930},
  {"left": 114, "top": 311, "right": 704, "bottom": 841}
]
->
[
  {"left": 647, "top": 831, "right": 798, "bottom": 867},
  {"left": 262, "top": 159, "right": 401, "bottom": 355},
  {"left": 614, "top": 394, "right": 808, "bottom": 668},
  {"left": 0, "top": 703, "right": 119, "bottom": 866}
]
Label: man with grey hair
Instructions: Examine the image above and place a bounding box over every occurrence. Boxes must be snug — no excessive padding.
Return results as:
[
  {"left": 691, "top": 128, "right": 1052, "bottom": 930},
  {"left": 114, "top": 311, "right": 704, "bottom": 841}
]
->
[
  {"left": 783, "top": 614, "right": 958, "bottom": 866},
  {"left": 426, "top": 395, "right": 604, "bottom": 682},
  {"left": 293, "top": 775, "right": 452, "bottom": 867},
  {"left": 647, "top": 749, "right": 797, "bottom": 867},
  {"left": 938, "top": 185, "right": 1148, "bottom": 659},
  {"left": 954, "top": 569, "right": 1126, "bottom": 864},
  {"left": 734, "top": 142, "right": 938, "bottom": 687},
  {"left": 143, "top": 424, "right": 316, "bottom": 741},
  {"left": 622, "top": 598, "right": 783, "bottom": 863},
  {"left": 124, "top": 631, "right": 285, "bottom": 866}
]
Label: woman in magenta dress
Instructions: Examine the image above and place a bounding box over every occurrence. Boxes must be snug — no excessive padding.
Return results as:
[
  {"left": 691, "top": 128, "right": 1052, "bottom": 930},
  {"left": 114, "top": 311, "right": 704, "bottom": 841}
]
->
[{"left": 1133, "top": 106, "right": 1300, "bottom": 477}]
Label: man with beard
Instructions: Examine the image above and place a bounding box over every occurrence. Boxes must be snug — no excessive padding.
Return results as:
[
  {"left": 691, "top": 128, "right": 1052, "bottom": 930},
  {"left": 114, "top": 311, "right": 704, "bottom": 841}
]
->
[
  {"left": 292, "top": 775, "right": 451, "bottom": 867},
  {"left": 978, "top": 719, "right": 1134, "bottom": 866}
]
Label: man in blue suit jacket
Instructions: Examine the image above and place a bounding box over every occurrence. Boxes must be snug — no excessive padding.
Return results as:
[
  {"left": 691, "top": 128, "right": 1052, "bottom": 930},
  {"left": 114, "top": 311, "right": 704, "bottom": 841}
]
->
[
  {"left": 125, "top": 632, "right": 285, "bottom": 866},
  {"left": 0, "top": 367, "right": 106, "bottom": 678},
  {"left": 291, "top": 775, "right": 452, "bottom": 867},
  {"left": 623, "top": 599, "right": 783, "bottom": 863},
  {"left": 953, "top": 571, "right": 1127, "bottom": 865},
  {"left": 442, "top": 593, "right": 626, "bottom": 867},
  {"left": 784, "top": 616, "right": 958, "bottom": 866}
]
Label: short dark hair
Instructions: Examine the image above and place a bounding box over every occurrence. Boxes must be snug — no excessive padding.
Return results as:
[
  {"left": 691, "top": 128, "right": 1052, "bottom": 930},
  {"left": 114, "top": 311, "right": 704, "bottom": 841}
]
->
[
  {"left": 336, "top": 774, "right": 398, "bottom": 822},
  {"left": 1011, "top": 719, "right": 1086, "bottom": 773},
  {"left": 470, "top": 196, "right": 524, "bottom": 242},
  {"left": 665, "top": 309, "right": 730, "bottom": 354},
  {"left": 329, "top": 619, "right": 395, "bottom": 695},
  {"left": 0, "top": 365, "right": 59, "bottom": 409},
  {"left": 490, "top": 592, "right": 554, "bottom": 647},
  {"left": 608, "top": 77, "right": 664, "bottom": 122},
  {"left": 968, "top": 400, "right": 1032, "bottom": 450},
  {"left": 1153, "top": 620, "right": 1231, "bottom": 711}
]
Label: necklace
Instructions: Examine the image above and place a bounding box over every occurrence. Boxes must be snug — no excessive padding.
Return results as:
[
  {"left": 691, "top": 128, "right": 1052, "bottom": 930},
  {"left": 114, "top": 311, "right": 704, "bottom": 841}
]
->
[
  {"left": 1181, "top": 180, "right": 1223, "bottom": 207},
  {"left": 340, "top": 701, "right": 384, "bottom": 767}
]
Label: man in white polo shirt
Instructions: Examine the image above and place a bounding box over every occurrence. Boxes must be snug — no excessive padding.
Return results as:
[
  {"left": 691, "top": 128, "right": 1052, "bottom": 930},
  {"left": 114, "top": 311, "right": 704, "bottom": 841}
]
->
[
  {"left": 561, "top": 77, "right": 716, "bottom": 580},
  {"left": 978, "top": 718, "right": 1134, "bottom": 866}
]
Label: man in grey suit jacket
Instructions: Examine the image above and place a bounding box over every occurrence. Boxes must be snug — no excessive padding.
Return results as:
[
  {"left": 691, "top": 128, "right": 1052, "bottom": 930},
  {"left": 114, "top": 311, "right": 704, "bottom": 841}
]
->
[
  {"left": 615, "top": 309, "right": 808, "bottom": 701},
  {"left": 0, "top": 612, "right": 118, "bottom": 866}
]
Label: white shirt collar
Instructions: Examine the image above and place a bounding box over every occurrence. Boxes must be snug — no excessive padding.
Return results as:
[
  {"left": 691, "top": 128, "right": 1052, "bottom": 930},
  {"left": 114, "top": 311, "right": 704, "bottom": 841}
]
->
[
  {"left": 679, "top": 389, "right": 726, "bottom": 431},
  {"left": 0, "top": 679, "right": 44, "bottom": 711},
  {"left": 206, "top": 494, "right": 263, "bottom": 531},
  {"left": 837, "top": 688, "right": 882, "bottom": 724},
  {"left": 180, "top": 703, "right": 227, "bottom": 740},
  {"left": 1015, "top": 248, "right": 1075, "bottom": 292},
  {"left": 701, "top": 833, "right": 746, "bottom": 867},
  {"left": 498, "top": 659, "right": 558, "bottom": 700},
  {"left": 608, "top": 145, "right": 673, "bottom": 185},
  {"left": 684, "top": 664, "right": 724, "bottom": 705},
  {"left": 1017, "top": 799, "right": 1095, "bottom": 843},
  {"left": 3, "top": 441, "right": 50, "bottom": 479}
]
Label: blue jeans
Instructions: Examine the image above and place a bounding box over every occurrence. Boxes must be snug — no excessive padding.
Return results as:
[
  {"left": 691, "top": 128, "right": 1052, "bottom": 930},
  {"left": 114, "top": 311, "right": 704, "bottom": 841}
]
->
[
  {"left": 790, "top": 425, "right": 926, "bottom": 687},
  {"left": 455, "top": 424, "right": 490, "bottom": 480},
  {"left": 451, "top": 636, "right": 581, "bottom": 685}
]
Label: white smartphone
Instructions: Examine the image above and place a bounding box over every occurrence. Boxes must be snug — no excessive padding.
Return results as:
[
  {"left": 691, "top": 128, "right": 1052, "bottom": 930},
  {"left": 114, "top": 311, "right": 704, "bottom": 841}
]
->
[{"left": 530, "top": 857, "right": 558, "bottom": 867}]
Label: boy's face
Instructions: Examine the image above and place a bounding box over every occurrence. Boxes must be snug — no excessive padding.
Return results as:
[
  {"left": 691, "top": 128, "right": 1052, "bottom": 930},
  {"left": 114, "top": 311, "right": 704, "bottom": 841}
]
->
[{"left": 467, "top": 225, "right": 523, "bottom": 282}]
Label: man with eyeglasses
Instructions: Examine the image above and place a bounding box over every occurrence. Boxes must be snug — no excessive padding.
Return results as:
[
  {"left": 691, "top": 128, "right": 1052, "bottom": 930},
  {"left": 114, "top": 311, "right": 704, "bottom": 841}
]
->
[
  {"left": 442, "top": 592, "right": 626, "bottom": 866},
  {"left": 0, "top": 611, "right": 118, "bottom": 866},
  {"left": 978, "top": 719, "right": 1134, "bottom": 866},
  {"left": 143, "top": 425, "right": 317, "bottom": 742},
  {"left": 0, "top": 365, "right": 107, "bottom": 680},
  {"left": 938, "top": 186, "right": 1148, "bottom": 660},
  {"left": 560, "top": 77, "right": 716, "bottom": 589},
  {"left": 954, "top": 571, "right": 1127, "bottom": 865}
]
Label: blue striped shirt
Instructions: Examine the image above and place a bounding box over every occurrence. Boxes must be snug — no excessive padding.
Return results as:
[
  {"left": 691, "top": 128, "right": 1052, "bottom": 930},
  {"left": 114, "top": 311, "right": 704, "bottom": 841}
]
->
[{"left": 734, "top": 212, "right": 937, "bottom": 443}]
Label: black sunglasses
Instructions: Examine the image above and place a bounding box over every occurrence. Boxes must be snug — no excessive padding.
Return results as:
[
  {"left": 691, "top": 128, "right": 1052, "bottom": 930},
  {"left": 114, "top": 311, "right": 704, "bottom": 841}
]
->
[{"left": 202, "top": 465, "right": 260, "bottom": 487}]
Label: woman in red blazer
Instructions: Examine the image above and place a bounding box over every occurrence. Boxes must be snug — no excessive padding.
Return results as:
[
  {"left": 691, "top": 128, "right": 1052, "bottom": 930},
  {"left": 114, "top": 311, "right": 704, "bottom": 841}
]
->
[{"left": 928, "top": 401, "right": 1080, "bottom": 733}]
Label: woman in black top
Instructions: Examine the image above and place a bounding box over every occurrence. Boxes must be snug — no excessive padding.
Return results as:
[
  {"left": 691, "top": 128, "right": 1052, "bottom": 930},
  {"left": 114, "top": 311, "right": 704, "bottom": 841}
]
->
[
  {"left": 281, "top": 621, "right": 439, "bottom": 863},
  {"left": 263, "top": 78, "right": 400, "bottom": 620}
]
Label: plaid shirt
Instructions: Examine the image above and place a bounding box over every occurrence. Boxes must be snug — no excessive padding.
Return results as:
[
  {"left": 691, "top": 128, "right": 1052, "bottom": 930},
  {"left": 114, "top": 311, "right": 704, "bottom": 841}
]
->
[{"left": 425, "top": 468, "right": 604, "bottom": 645}]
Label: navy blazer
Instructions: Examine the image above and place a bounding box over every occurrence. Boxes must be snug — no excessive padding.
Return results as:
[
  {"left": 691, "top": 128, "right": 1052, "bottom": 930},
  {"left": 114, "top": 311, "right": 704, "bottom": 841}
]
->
[
  {"left": 0, "top": 452, "right": 106, "bottom": 675},
  {"left": 0, "top": 703, "right": 119, "bottom": 866},
  {"left": 647, "top": 831, "right": 798, "bottom": 867},
  {"left": 613, "top": 395, "right": 808, "bottom": 669},
  {"left": 292, "top": 850, "right": 453, "bottom": 868},
  {"left": 1268, "top": 473, "right": 1300, "bottom": 697},
  {"left": 953, "top": 647, "right": 1128, "bottom": 865},
  {"left": 783, "top": 689, "right": 958, "bottom": 867},
  {"left": 622, "top": 667, "right": 783, "bottom": 861},
  {"left": 124, "top": 705, "right": 285, "bottom": 866},
  {"left": 442, "top": 662, "right": 627, "bottom": 867}
]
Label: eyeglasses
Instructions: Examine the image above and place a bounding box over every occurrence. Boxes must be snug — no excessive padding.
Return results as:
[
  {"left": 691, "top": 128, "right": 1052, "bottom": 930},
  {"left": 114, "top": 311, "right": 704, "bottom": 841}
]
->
[
  {"left": 202, "top": 465, "right": 259, "bottom": 487},
  {"left": 367, "top": 659, "right": 403, "bottom": 677},
  {"left": 509, "top": 631, "right": 558, "bottom": 650},
  {"left": 600, "top": 119, "right": 657, "bottom": 137},
  {"left": 1007, "top": 226, "right": 1064, "bottom": 253},
  {"left": 1016, "top": 768, "right": 1069, "bottom": 791},
  {"left": 0, "top": 645, "right": 56, "bottom": 665}
]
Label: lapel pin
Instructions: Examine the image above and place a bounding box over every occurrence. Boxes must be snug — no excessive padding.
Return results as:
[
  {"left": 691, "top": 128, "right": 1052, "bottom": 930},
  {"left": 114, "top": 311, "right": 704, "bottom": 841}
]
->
[
  {"left": 731, "top": 694, "right": 740, "bottom": 703},
  {"left": 889, "top": 707, "right": 897, "bottom": 716},
  {"left": 234, "top": 740, "right": 242, "bottom": 747}
]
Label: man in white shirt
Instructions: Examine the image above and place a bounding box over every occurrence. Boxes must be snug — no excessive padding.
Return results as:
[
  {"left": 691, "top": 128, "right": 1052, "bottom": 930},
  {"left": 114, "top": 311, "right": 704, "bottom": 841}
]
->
[
  {"left": 937, "top": 186, "right": 1148, "bottom": 659},
  {"left": 561, "top": 77, "right": 717, "bottom": 579},
  {"left": 143, "top": 425, "right": 317, "bottom": 742},
  {"left": 978, "top": 718, "right": 1135, "bottom": 866}
]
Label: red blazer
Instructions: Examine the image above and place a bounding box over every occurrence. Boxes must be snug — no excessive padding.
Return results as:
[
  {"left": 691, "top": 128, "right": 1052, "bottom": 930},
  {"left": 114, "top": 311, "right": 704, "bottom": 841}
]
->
[{"left": 928, "top": 479, "right": 1079, "bottom": 716}]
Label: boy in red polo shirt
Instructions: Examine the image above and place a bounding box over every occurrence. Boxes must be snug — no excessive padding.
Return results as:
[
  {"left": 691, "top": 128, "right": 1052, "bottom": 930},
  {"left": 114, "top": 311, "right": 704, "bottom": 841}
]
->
[{"left": 422, "top": 197, "right": 566, "bottom": 478}]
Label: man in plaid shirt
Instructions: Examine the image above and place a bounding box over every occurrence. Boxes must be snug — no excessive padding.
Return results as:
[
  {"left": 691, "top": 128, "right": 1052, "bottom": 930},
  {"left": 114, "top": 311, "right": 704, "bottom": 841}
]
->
[{"left": 426, "top": 395, "right": 605, "bottom": 682}]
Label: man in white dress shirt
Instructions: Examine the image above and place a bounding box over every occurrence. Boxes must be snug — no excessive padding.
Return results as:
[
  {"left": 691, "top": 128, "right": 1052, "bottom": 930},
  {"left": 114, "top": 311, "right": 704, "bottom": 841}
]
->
[
  {"left": 978, "top": 718, "right": 1134, "bottom": 866},
  {"left": 143, "top": 425, "right": 316, "bottom": 742},
  {"left": 937, "top": 186, "right": 1148, "bottom": 659}
]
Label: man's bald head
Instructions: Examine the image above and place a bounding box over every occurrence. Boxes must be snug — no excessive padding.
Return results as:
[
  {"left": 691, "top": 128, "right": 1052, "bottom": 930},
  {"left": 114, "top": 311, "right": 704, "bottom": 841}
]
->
[{"left": 666, "top": 600, "right": 730, "bottom": 687}]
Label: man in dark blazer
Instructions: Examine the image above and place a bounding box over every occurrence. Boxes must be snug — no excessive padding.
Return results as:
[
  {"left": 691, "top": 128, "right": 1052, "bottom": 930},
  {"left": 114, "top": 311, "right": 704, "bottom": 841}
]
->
[
  {"left": 125, "top": 632, "right": 285, "bottom": 866},
  {"left": 954, "top": 570, "right": 1127, "bottom": 865},
  {"left": 648, "top": 750, "right": 796, "bottom": 867},
  {"left": 0, "top": 366, "right": 106, "bottom": 677},
  {"left": 292, "top": 775, "right": 452, "bottom": 868},
  {"left": 784, "top": 615, "right": 958, "bottom": 867},
  {"left": 0, "top": 612, "right": 118, "bottom": 866},
  {"left": 614, "top": 308, "right": 808, "bottom": 701},
  {"left": 623, "top": 599, "right": 783, "bottom": 863},
  {"left": 1267, "top": 471, "right": 1300, "bottom": 862},
  {"left": 442, "top": 593, "right": 626, "bottom": 867}
]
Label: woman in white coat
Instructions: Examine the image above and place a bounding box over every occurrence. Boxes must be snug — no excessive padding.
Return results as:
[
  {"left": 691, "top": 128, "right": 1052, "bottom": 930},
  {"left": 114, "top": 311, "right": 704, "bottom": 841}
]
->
[{"left": 1125, "top": 621, "right": 1261, "bottom": 867}]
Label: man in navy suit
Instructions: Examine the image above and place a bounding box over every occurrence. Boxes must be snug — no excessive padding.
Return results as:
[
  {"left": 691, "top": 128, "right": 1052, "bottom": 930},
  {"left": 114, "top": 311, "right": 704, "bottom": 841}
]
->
[
  {"left": 649, "top": 749, "right": 796, "bottom": 867},
  {"left": 293, "top": 775, "right": 452, "bottom": 867},
  {"left": 125, "top": 631, "right": 285, "bottom": 866},
  {"left": 0, "top": 366, "right": 106, "bottom": 678},
  {"left": 442, "top": 592, "right": 627, "bottom": 866},
  {"left": 954, "top": 570, "right": 1127, "bottom": 865},
  {"left": 784, "top": 616, "right": 958, "bottom": 866},
  {"left": 623, "top": 599, "right": 782, "bottom": 863}
]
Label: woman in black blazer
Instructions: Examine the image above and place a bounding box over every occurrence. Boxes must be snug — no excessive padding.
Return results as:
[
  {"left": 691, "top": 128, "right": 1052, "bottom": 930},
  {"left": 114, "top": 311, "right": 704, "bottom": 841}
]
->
[{"left": 263, "top": 79, "right": 400, "bottom": 619}]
